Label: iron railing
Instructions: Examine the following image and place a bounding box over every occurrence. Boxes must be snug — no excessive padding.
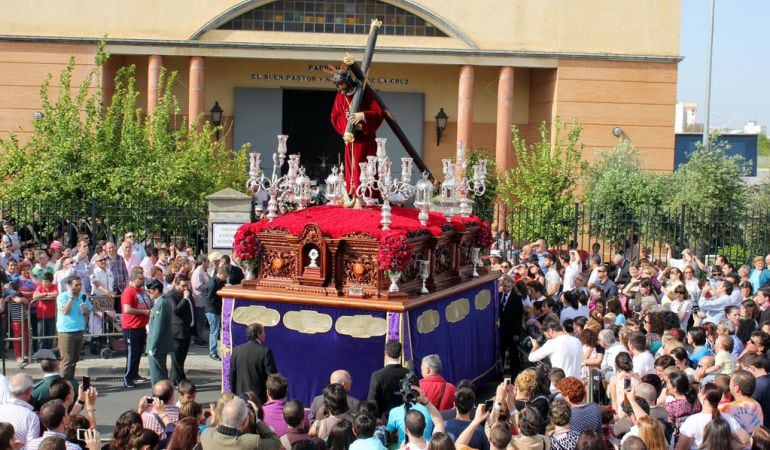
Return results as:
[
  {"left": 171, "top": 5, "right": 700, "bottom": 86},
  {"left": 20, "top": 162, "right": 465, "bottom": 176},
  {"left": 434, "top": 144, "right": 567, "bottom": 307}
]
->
[
  {"left": 0, "top": 198, "right": 208, "bottom": 254},
  {"left": 475, "top": 203, "right": 770, "bottom": 266}
]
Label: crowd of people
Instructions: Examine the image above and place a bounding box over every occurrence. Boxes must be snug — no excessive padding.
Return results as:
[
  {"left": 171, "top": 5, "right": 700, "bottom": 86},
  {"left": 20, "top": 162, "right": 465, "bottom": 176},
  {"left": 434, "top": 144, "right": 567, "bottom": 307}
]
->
[
  {"left": 7, "top": 213, "right": 770, "bottom": 450},
  {"left": 489, "top": 238, "right": 770, "bottom": 449}
]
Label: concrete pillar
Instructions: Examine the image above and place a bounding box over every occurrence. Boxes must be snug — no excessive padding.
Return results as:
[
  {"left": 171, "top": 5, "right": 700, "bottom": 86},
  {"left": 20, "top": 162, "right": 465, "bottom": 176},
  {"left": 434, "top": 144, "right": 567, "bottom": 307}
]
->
[
  {"left": 147, "top": 55, "right": 164, "bottom": 116},
  {"left": 493, "top": 67, "right": 514, "bottom": 234},
  {"left": 456, "top": 65, "right": 475, "bottom": 149},
  {"left": 189, "top": 56, "right": 205, "bottom": 130},
  {"left": 495, "top": 67, "right": 514, "bottom": 172}
]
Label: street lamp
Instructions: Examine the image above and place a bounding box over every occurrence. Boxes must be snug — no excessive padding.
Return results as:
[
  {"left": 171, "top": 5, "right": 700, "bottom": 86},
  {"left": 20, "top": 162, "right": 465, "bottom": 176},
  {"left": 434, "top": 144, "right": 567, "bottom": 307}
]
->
[
  {"left": 210, "top": 101, "right": 223, "bottom": 141},
  {"left": 435, "top": 108, "right": 448, "bottom": 146}
]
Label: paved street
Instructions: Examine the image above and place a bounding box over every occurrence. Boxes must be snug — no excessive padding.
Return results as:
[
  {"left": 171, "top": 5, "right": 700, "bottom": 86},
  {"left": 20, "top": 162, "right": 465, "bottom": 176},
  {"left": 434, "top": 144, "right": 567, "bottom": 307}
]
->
[{"left": 1, "top": 342, "right": 222, "bottom": 439}]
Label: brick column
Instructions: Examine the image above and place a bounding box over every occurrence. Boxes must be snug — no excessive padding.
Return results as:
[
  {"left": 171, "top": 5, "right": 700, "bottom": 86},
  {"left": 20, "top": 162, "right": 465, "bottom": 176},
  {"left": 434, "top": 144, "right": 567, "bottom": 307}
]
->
[
  {"left": 147, "top": 55, "right": 163, "bottom": 116},
  {"left": 188, "top": 56, "right": 205, "bottom": 130},
  {"left": 456, "top": 65, "right": 475, "bottom": 149}
]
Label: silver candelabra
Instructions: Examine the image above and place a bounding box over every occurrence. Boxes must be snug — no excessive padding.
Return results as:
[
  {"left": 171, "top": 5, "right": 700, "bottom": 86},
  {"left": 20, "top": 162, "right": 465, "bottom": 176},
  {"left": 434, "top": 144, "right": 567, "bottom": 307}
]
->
[
  {"left": 440, "top": 142, "right": 488, "bottom": 221},
  {"left": 355, "top": 138, "right": 415, "bottom": 231},
  {"left": 246, "top": 134, "right": 312, "bottom": 221}
]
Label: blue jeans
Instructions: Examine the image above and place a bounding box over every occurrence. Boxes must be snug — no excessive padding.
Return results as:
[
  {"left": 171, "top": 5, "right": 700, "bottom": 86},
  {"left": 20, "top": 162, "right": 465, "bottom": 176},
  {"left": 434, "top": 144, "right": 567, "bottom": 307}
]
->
[{"left": 206, "top": 312, "right": 220, "bottom": 357}]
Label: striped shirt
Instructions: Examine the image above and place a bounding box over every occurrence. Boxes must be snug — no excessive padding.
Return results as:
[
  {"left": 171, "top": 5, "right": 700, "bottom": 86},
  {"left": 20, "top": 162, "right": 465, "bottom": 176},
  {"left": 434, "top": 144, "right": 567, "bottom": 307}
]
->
[{"left": 25, "top": 431, "right": 81, "bottom": 450}]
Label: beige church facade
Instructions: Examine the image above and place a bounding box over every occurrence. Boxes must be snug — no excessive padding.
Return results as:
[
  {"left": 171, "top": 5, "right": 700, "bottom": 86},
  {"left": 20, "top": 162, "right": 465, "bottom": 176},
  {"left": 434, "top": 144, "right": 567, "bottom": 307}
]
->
[{"left": 0, "top": 0, "right": 680, "bottom": 176}]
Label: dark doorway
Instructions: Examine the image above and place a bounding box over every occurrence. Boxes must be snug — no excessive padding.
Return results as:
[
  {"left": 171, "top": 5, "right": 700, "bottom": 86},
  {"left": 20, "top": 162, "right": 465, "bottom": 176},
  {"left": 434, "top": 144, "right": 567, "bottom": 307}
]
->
[{"left": 282, "top": 89, "right": 341, "bottom": 181}]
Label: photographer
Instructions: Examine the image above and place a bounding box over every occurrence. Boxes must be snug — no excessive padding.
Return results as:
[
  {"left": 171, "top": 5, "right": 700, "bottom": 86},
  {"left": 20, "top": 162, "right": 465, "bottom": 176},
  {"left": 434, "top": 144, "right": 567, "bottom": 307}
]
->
[
  {"left": 384, "top": 374, "right": 444, "bottom": 445},
  {"left": 200, "top": 397, "right": 280, "bottom": 450},
  {"left": 527, "top": 319, "right": 583, "bottom": 378}
]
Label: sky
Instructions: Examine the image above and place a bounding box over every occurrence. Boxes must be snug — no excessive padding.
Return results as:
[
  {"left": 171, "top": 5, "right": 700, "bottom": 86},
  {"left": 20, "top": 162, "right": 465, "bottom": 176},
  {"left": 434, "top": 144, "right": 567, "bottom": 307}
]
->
[{"left": 678, "top": 0, "right": 770, "bottom": 131}]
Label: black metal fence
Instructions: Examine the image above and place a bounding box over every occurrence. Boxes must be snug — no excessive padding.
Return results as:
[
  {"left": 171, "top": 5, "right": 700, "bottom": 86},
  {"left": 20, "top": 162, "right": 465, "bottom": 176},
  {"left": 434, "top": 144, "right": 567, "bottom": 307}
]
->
[
  {"left": 0, "top": 198, "right": 208, "bottom": 254},
  {"left": 474, "top": 203, "right": 770, "bottom": 266}
]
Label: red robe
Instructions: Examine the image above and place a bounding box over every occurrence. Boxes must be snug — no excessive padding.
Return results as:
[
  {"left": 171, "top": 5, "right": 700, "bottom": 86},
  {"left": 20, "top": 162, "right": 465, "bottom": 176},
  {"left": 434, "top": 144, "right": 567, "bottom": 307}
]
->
[{"left": 330, "top": 88, "right": 384, "bottom": 194}]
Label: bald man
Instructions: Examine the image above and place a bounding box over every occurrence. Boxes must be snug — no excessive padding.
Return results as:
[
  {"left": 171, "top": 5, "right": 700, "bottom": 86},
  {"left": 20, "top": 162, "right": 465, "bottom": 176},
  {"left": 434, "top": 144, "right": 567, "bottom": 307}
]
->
[
  {"left": 309, "top": 369, "right": 361, "bottom": 417},
  {"left": 612, "top": 383, "right": 670, "bottom": 438}
]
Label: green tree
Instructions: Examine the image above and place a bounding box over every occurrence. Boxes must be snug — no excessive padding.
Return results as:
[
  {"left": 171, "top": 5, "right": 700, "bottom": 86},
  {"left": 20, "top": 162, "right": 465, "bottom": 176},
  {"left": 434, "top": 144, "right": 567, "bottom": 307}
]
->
[
  {"left": 465, "top": 147, "right": 497, "bottom": 222},
  {"left": 0, "top": 45, "right": 248, "bottom": 206},
  {"left": 582, "top": 139, "right": 664, "bottom": 250},
  {"left": 497, "top": 118, "right": 585, "bottom": 245},
  {"left": 758, "top": 133, "right": 770, "bottom": 158}
]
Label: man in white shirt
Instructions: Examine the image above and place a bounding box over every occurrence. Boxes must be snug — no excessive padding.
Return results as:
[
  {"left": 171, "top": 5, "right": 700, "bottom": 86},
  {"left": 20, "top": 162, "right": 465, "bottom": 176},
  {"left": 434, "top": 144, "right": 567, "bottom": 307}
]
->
[
  {"left": 528, "top": 320, "right": 584, "bottom": 378},
  {"left": 599, "top": 329, "right": 628, "bottom": 380},
  {"left": 628, "top": 333, "right": 655, "bottom": 376},
  {"left": 121, "top": 239, "right": 142, "bottom": 275},
  {"left": 0, "top": 373, "right": 40, "bottom": 445},
  {"left": 118, "top": 231, "right": 147, "bottom": 260}
]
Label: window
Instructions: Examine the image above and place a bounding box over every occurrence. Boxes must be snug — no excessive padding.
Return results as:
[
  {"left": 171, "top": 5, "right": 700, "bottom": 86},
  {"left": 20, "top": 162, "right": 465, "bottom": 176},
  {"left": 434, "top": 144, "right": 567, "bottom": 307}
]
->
[{"left": 219, "top": 0, "right": 447, "bottom": 36}]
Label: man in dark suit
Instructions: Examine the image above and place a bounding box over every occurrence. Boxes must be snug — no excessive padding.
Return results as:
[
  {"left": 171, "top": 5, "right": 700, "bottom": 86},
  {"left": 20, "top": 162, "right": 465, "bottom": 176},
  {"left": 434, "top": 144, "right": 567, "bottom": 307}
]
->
[
  {"left": 367, "top": 340, "right": 410, "bottom": 419},
  {"left": 222, "top": 255, "right": 245, "bottom": 286},
  {"left": 609, "top": 253, "right": 631, "bottom": 287},
  {"left": 499, "top": 275, "right": 523, "bottom": 375},
  {"left": 230, "top": 322, "right": 277, "bottom": 403},
  {"left": 167, "top": 274, "right": 194, "bottom": 385}
]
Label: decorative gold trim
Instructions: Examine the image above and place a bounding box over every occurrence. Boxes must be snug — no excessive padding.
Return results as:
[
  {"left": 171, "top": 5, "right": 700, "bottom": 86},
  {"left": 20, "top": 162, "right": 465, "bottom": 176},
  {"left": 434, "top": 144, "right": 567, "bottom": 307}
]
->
[
  {"left": 232, "top": 305, "right": 281, "bottom": 327},
  {"left": 416, "top": 309, "right": 440, "bottom": 334},
  {"left": 475, "top": 289, "right": 492, "bottom": 310},
  {"left": 445, "top": 298, "right": 470, "bottom": 323},
  {"left": 343, "top": 132, "right": 355, "bottom": 144},
  {"left": 336, "top": 315, "right": 388, "bottom": 338},
  {"left": 283, "top": 310, "right": 333, "bottom": 334}
]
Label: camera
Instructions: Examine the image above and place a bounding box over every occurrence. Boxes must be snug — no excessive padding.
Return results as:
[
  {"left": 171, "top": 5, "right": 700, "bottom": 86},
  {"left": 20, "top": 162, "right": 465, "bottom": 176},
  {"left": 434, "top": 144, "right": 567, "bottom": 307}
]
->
[
  {"left": 519, "top": 333, "right": 546, "bottom": 353},
  {"left": 400, "top": 372, "right": 419, "bottom": 404}
]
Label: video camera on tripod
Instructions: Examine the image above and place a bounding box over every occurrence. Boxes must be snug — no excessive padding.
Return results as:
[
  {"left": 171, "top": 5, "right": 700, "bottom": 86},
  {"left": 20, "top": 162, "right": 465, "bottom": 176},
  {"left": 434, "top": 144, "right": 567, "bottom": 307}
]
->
[{"left": 399, "top": 371, "right": 420, "bottom": 407}]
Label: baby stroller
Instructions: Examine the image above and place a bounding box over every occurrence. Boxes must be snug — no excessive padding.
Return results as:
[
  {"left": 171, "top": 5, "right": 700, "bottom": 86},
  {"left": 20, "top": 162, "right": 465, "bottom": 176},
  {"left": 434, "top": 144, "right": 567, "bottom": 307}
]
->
[{"left": 88, "top": 295, "right": 126, "bottom": 359}]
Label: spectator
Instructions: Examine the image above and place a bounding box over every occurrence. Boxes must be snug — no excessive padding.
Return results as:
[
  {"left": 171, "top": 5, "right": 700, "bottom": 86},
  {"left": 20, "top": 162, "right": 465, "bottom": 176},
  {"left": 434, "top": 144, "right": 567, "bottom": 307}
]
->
[
  {"left": 629, "top": 333, "right": 655, "bottom": 377},
  {"left": 190, "top": 255, "right": 209, "bottom": 347},
  {"left": 72, "top": 238, "right": 93, "bottom": 295},
  {"left": 140, "top": 380, "right": 179, "bottom": 439},
  {"left": 511, "top": 406, "right": 548, "bottom": 449},
  {"left": 229, "top": 322, "right": 277, "bottom": 402},
  {"left": 167, "top": 275, "right": 194, "bottom": 386},
  {"left": 63, "top": 415, "right": 91, "bottom": 449},
  {"left": 719, "top": 369, "right": 764, "bottom": 434},
  {"left": 367, "top": 341, "right": 410, "bottom": 419},
  {"left": 663, "top": 371, "right": 701, "bottom": 425},
  {"left": 166, "top": 416, "right": 200, "bottom": 450},
  {"left": 2, "top": 279, "right": 30, "bottom": 365},
  {"left": 221, "top": 255, "right": 244, "bottom": 286},
  {"left": 595, "top": 265, "right": 618, "bottom": 299},
  {"left": 119, "top": 239, "right": 142, "bottom": 275},
  {"left": 262, "top": 373, "right": 292, "bottom": 436},
  {"left": 351, "top": 412, "right": 385, "bottom": 450},
  {"left": 199, "top": 398, "right": 280, "bottom": 450},
  {"left": 741, "top": 354, "right": 770, "bottom": 428},
  {"left": 455, "top": 405, "right": 510, "bottom": 450},
  {"left": 549, "top": 398, "right": 579, "bottom": 449},
  {"left": 140, "top": 247, "right": 159, "bottom": 280},
  {"left": 385, "top": 376, "right": 441, "bottom": 445},
  {"left": 89, "top": 253, "right": 114, "bottom": 297},
  {"left": 327, "top": 421, "right": 355, "bottom": 450},
  {"left": 610, "top": 253, "right": 631, "bottom": 287},
  {"left": 25, "top": 400, "right": 81, "bottom": 450},
  {"left": 280, "top": 400, "right": 325, "bottom": 450},
  {"left": 687, "top": 327, "right": 711, "bottom": 366},
  {"left": 309, "top": 384, "right": 354, "bottom": 441},
  {"left": 699, "top": 280, "right": 735, "bottom": 324},
  {"left": 204, "top": 265, "right": 228, "bottom": 360},
  {"left": 104, "top": 241, "right": 128, "bottom": 296},
  {"left": 750, "top": 256, "right": 770, "bottom": 294},
  {"left": 677, "top": 382, "right": 750, "bottom": 450},
  {"left": 528, "top": 320, "right": 584, "bottom": 379},
  {"left": 121, "top": 269, "right": 152, "bottom": 388},
  {"left": 32, "top": 272, "right": 58, "bottom": 350},
  {"left": 419, "top": 355, "right": 456, "bottom": 410},
  {"left": 0, "top": 373, "right": 40, "bottom": 445},
  {"left": 310, "top": 371, "right": 360, "bottom": 418},
  {"left": 128, "top": 429, "right": 160, "bottom": 450},
  {"left": 444, "top": 388, "right": 487, "bottom": 450},
  {"left": 56, "top": 276, "right": 92, "bottom": 379},
  {"left": 555, "top": 376, "right": 601, "bottom": 434}
]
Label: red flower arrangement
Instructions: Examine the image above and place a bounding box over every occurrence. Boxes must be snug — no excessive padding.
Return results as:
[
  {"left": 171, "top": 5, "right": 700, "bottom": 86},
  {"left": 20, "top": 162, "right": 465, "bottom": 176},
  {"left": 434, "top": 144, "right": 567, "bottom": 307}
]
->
[
  {"left": 232, "top": 223, "right": 265, "bottom": 272},
  {"left": 475, "top": 220, "right": 494, "bottom": 248},
  {"left": 378, "top": 231, "right": 412, "bottom": 274}
]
